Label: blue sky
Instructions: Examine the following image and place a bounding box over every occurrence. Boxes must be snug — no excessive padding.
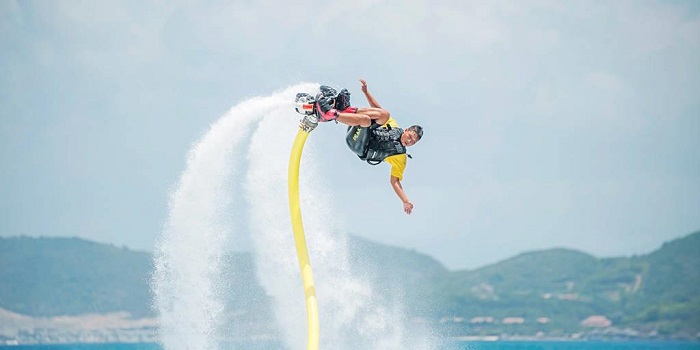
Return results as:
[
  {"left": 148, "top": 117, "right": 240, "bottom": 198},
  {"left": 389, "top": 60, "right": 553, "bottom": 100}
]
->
[{"left": 1, "top": 0, "right": 698, "bottom": 270}]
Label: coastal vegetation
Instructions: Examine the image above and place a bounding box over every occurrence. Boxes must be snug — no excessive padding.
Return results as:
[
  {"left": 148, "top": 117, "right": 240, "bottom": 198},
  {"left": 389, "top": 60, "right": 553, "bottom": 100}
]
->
[{"left": 0, "top": 231, "right": 698, "bottom": 340}]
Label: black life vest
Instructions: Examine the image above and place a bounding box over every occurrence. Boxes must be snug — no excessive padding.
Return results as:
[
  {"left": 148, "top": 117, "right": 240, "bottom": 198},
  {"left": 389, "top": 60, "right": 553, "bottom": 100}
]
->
[{"left": 346, "top": 123, "right": 406, "bottom": 165}]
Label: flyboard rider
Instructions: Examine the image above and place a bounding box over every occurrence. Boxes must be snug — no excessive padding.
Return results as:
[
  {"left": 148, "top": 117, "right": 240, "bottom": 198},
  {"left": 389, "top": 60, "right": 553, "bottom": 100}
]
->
[{"left": 304, "top": 79, "right": 424, "bottom": 215}]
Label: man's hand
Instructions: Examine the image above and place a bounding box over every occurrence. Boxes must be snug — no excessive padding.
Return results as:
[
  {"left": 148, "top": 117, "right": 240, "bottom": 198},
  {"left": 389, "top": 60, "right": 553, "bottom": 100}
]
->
[
  {"left": 391, "top": 176, "right": 413, "bottom": 215},
  {"left": 403, "top": 201, "right": 414, "bottom": 215},
  {"left": 359, "top": 78, "right": 368, "bottom": 93}
]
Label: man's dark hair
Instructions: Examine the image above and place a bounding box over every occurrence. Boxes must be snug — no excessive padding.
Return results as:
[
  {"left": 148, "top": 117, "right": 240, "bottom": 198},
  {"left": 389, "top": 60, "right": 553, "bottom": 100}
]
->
[{"left": 407, "top": 125, "right": 423, "bottom": 140}]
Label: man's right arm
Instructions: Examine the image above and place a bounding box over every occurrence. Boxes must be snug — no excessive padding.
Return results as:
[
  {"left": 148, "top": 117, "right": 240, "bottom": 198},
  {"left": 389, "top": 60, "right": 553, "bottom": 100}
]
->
[
  {"left": 390, "top": 175, "right": 414, "bottom": 215},
  {"left": 359, "top": 79, "right": 382, "bottom": 108}
]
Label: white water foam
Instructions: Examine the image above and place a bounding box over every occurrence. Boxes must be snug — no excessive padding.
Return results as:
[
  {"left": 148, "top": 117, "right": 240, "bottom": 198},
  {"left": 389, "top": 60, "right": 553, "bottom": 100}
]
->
[{"left": 153, "top": 83, "right": 435, "bottom": 350}]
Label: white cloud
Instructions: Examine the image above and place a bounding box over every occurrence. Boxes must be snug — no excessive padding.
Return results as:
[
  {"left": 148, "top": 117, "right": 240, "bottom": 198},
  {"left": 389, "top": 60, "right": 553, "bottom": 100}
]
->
[
  {"left": 27, "top": 1, "right": 168, "bottom": 77},
  {"left": 533, "top": 83, "right": 555, "bottom": 116},
  {"left": 615, "top": 1, "right": 700, "bottom": 55},
  {"left": 0, "top": 0, "right": 22, "bottom": 34},
  {"left": 435, "top": 5, "right": 509, "bottom": 52},
  {"left": 586, "top": 72, "right": 623, "bottom": 93}
]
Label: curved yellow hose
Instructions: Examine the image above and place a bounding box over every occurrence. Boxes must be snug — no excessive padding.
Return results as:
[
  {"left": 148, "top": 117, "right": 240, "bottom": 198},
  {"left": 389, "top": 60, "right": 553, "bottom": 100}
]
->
[{"left": 288, "top": 128, "right": 320, "bottom": 350}]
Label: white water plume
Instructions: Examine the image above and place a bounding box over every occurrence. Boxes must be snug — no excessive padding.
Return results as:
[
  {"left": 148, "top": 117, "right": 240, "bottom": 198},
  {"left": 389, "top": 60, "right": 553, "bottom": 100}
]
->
[
  {"left": 151, "top": 84, "right": 311, "bottom": 350},
  {"left": 152, "top": 83, "right": 435, "bottom": 350}
]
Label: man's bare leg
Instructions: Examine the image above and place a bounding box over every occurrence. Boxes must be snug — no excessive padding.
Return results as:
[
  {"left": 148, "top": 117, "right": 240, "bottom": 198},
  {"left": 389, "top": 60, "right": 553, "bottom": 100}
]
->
[
  {"left": 336, "top": 113, "right": 370, "bottom": 127},
  {"left": 336, "top": 107, "right": 390, "bottom": 127}
]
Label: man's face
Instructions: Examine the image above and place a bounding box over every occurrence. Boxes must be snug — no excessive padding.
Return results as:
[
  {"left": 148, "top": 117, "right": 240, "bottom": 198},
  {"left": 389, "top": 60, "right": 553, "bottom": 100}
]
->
[{"left": 401, "top": 130, "right": 420, "bottom": 147}]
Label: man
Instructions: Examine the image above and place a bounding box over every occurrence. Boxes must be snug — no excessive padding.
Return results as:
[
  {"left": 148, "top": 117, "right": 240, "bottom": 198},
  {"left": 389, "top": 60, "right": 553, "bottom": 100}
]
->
[{"left": 315, "top": 79, "right": 424, "bottom": 215}]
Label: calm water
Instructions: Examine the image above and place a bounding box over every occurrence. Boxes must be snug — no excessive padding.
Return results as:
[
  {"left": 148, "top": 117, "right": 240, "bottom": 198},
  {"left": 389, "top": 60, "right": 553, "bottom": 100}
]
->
[
  {"left": 2, "top": 341, "right": 699, "bottom": 350},
  {"left": 459, "top": 341, "right": 700, "bottom": 350}
]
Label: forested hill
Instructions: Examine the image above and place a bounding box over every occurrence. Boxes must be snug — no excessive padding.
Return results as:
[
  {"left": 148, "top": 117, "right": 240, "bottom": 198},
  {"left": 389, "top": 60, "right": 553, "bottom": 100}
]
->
[
  {"left": 0, "top": 231, "right": 698, "bottom": 336},
  {"left": 436, "top": 231, "right": 700, "bottom": 335},
  {"left": 0, "top": 237, "right": 152, "bottom": 317}
]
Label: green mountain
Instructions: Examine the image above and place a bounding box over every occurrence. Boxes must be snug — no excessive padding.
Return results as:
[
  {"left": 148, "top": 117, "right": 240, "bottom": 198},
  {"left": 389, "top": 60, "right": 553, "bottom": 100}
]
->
[
  {"left": 412, "top": 232, "right": 700, "bottom": 337},
  {"left": 0, "top": 237, "right": 152, "bottom": 317},
  {"left": 0, "top": 231, "right": 698, "bottom": 338},
  {"left": 625, "top": 232, "right": 700, "bottom": 334}
]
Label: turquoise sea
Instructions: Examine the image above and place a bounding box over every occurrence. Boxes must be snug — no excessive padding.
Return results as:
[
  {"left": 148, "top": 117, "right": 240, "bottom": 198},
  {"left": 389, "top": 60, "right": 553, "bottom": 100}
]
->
[{"left": 1, "top": 342, "right": 699, "bottom": 350}]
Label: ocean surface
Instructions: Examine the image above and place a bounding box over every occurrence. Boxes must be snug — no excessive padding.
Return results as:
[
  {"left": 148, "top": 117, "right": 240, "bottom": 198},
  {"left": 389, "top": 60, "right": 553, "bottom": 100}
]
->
[{"left": 2, "top": 341, "right": 699, "bottom": 350}]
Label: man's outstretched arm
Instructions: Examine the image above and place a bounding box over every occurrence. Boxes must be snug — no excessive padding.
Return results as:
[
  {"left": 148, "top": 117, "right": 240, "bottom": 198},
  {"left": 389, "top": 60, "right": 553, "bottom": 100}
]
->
[
  {"left": 360, "top": 79, "right": 382, "bottom": 109},
  {"left": 390, "top": 175, "right": 414, "bottom": 215}
]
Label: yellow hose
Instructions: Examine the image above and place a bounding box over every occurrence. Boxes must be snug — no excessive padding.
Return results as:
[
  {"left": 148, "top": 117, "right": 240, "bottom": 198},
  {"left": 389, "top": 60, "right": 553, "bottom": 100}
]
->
[{"left": 288, "top": 128, "right": 320, "bottom": 350}]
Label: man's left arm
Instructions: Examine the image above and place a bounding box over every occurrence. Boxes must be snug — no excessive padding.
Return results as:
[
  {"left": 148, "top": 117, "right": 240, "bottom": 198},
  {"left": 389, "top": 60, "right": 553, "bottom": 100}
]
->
[{"left": 390, "top": 176, "right": 414, "bottom": 215}]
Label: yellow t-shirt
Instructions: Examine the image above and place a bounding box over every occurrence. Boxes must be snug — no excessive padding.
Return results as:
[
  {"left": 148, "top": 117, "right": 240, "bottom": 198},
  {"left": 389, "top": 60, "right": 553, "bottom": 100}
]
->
[{"left": 381, "top": 117, "right": 408, "bottom": 180}]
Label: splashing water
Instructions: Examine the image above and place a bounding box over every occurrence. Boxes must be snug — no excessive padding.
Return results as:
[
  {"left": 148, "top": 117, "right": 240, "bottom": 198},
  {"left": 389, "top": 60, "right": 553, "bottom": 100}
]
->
[{"left": 152, "top": 83, "right": 435, "bottom": 350}]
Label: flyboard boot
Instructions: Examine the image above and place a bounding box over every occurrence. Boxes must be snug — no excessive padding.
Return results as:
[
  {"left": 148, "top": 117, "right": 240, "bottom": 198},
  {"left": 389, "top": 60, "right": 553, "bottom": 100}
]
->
[
  {"left": 294, "top": 85, "right": 339, "bottom": 121},
  {"left": 334, "top": 88, "right": 358, "bottom": 114},
  {"left": 315, "top": 85, "right": 340, "bottom": 122},
  {"left": 295, "top": 85, "right": 358, "bottom": 130}
]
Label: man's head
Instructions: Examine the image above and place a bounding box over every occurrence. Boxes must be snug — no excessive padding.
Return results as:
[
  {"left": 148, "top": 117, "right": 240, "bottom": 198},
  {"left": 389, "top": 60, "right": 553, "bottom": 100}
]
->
[{"left": 401, "top": 125, "right": 423, "bottom": 147}]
